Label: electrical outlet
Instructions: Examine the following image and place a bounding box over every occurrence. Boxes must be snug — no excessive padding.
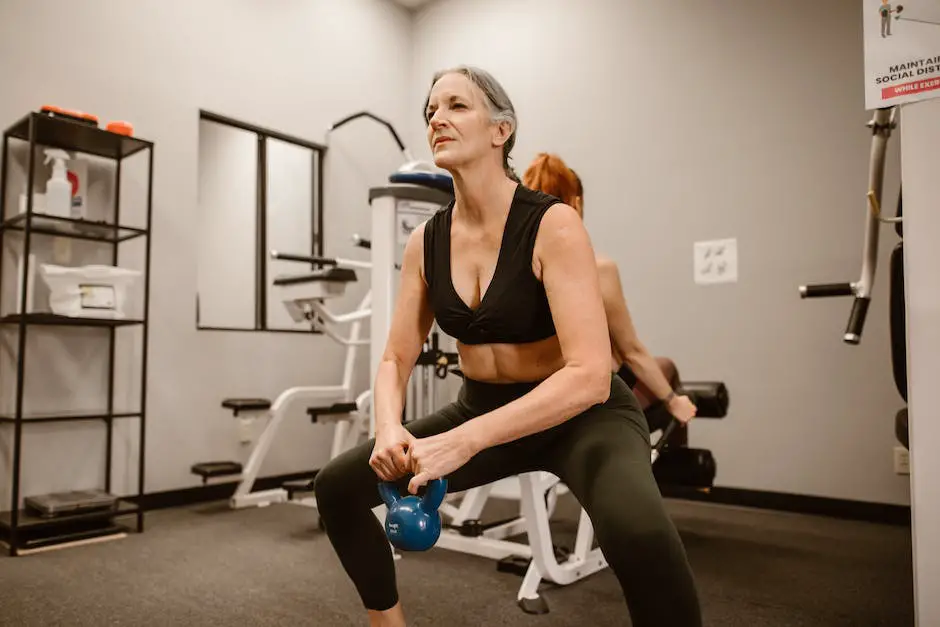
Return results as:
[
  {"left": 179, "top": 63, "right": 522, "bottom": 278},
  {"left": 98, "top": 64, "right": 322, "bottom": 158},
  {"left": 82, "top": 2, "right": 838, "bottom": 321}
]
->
[
  {"left": 237, "top": 417, "right": 254, "bottom": 444},
  {"left": 693, "top": 238, "right": 738, "bottom": 285},
  {"left": 894, "top": 445, "right": 910, "bottom": 475}
]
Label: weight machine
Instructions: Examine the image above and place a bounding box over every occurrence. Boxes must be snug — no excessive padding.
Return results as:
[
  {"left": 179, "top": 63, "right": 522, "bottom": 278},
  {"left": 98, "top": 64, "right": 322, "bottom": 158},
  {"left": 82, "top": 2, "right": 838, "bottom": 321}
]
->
[
  {"left": 799, "top": 106, "right": 902, "bottom": 344},
  {"left": 190, "top": 243, "right": 374, "bottom": 525},
  {"left": 798, "top": 106, "right": 908, "bottom": 452}
]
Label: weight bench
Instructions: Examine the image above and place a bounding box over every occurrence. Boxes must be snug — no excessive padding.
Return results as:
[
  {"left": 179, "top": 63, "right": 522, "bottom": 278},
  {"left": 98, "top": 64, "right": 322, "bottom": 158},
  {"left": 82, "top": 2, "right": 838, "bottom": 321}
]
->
[
  {"left": 418, "top": 363, "right": 727, "bottom": 614},
  {"left": 503, "top": 364, "right": 729, "bottom": 614}
]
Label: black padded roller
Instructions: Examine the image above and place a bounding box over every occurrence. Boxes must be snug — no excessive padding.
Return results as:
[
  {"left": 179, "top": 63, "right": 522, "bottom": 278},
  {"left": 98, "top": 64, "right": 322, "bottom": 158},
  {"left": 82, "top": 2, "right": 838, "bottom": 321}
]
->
[{"left": 681, "top": 381, "right": 729, "bottom": 418}]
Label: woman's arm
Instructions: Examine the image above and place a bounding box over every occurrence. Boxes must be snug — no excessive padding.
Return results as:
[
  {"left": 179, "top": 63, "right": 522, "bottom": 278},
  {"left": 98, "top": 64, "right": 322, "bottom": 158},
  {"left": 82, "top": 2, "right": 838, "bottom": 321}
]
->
[
  {"left": 373, "top": 223, "right": 436, "bottom": 432},
  {"left": 454, "top": 203, "right": 613, "bottom": 453},
  {"left": 596, "top": 257, "right": 673, "bottom": 400},
  {"left": 596, "top": 257, "right": 696, "bottom": 422}
]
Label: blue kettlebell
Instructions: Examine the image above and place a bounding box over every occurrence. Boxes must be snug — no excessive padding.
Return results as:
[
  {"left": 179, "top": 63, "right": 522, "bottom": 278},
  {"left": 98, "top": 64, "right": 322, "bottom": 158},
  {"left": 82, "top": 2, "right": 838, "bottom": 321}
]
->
[{"left": 377, "top": 478, "right": 448, "bottom": 552}]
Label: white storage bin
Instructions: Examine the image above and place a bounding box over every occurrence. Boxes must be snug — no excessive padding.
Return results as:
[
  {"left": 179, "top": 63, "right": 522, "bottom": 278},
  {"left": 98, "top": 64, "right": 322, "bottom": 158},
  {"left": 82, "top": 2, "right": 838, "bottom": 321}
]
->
[{"left": 38, "top": 264, "right": 141, "bottom": 319}]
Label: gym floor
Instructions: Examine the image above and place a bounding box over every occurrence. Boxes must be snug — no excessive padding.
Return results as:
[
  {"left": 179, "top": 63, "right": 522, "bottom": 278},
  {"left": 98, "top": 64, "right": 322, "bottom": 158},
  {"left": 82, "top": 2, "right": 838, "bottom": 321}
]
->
[{"left": 0, "top": 496, "right": 913, "bottom": 626}]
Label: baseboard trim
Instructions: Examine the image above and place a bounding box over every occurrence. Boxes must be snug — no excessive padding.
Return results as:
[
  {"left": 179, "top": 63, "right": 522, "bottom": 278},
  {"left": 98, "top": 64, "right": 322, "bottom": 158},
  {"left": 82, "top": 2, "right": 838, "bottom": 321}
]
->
[
  {"left": 660, "top": 485, "right": 911, "bottom": 526},
  {"left": 128, "top": 472, "right": 911, "bottom": 527},
  {"left": 128, "top": 470, "right": 318, "bottom": 512}
]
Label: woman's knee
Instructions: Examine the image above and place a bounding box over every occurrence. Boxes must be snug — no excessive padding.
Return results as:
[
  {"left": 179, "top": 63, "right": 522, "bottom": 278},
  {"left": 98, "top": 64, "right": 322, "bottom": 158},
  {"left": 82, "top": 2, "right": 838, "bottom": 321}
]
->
[{"left": 313, "top": 448, "right": 373, "bottom": 513}]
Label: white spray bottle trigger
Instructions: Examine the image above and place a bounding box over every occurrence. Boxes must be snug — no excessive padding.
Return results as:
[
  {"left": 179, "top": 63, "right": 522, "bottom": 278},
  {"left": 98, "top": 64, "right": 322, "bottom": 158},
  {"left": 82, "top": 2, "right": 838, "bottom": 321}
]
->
[{"left": 44, "top": 149, "right": 70, "bottom": 176}]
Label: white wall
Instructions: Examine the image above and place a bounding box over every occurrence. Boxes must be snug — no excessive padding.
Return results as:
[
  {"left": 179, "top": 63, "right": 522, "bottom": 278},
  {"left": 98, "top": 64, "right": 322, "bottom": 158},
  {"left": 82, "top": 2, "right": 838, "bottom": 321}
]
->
[
  {"left": 0, "top": 0, "right": 415, "bottom": 503},
  {"left": 410, "top": 0, "right": 909, "bottom": 505},
  {"left": 901, "top": 97, "right": 940, "bottom": 627}
]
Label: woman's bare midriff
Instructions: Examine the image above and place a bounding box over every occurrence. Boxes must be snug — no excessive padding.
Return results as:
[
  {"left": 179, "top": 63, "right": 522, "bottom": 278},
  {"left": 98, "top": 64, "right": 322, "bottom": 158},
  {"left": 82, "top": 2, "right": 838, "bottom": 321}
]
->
[{"left": 455, "top": 335, "right": 567, "bottom": 383}]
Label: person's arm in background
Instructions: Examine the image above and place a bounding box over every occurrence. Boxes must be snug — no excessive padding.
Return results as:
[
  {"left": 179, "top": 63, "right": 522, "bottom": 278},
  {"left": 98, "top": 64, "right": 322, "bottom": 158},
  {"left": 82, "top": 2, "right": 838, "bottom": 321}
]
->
[{"left": 596, "top": 256, "right": 697, "bottom": 424}]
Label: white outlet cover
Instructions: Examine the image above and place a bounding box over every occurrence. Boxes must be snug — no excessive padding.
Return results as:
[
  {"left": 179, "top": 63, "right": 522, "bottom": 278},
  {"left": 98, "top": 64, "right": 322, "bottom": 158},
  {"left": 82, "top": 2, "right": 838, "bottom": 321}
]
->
[{"left": 694, "top": 238, "right": 738, "bottom": 285}]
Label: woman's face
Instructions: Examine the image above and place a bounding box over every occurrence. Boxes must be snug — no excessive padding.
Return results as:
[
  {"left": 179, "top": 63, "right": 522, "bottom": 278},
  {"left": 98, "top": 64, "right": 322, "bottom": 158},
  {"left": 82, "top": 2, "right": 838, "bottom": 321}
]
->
[{"left": 425, "top": 73, "right": 508, "bottom": 172}]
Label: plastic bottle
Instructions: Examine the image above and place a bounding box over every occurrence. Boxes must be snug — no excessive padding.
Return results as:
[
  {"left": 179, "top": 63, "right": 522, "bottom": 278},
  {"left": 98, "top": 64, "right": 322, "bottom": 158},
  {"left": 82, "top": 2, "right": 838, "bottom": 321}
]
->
[{"left": 43, "top": 149, "right": 72, "bottom": 218}]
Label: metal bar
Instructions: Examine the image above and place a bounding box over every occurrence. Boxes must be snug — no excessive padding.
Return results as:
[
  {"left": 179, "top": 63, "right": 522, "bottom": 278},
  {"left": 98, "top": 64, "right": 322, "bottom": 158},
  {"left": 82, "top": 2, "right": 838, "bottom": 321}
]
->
[
  {"left": 312, "top": 152, "right": 318, "bottom": 258},
  {"left": 105, "top": 158, "right": 122, "bottom": 493},
  {"left": 137, "top": 146, "right": 155, "bottom": 533},
  {"left": 0, "top": 133, "right": 9, "bottom": 408},
  {"left": 317, "top": 149, "right": 325, "bottom": 256},
  {"left": 11, "top": 119, "right": 39, "bottom": 555},
  {"left": 257, "top": 136, "right": 268, "bottom": 330},
  {"left": 0, "top": 413, "right": 139, "bottom": 424},
  {"left": 199, "top": 110, "right": 327, "bottom": 152},
  {"left": 858, "top": 108, "right": 894, "bottom": 299},
  {"left": 844, "top": 107, "right": 895, "bottom": 344}
]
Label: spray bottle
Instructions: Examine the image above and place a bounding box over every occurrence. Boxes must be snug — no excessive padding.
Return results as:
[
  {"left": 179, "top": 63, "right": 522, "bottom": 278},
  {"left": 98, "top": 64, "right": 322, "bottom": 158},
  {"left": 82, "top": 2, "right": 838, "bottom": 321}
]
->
[{"left": 43, "top": 149, "right": 72, "bottom": 219}]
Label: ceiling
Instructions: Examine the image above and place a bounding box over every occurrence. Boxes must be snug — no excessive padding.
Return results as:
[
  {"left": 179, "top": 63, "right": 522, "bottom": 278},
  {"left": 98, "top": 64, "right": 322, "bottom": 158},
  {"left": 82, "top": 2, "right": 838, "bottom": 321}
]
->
[{"left": 389, "top": 0, "right": 437, "bottom": 9}]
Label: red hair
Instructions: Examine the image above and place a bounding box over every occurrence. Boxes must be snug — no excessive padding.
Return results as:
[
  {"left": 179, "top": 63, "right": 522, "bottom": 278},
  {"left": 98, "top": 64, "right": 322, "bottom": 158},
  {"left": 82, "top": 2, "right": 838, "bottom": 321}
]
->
[{"left": 522, "top": 153, "right": 582, "bottom": 208}]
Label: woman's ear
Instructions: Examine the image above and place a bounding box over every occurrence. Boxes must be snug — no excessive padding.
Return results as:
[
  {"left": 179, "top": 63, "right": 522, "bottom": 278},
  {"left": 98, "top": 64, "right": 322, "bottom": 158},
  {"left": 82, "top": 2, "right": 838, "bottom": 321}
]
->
[{"left": 491, "top": 119, "right": 513, "bottom": 148}]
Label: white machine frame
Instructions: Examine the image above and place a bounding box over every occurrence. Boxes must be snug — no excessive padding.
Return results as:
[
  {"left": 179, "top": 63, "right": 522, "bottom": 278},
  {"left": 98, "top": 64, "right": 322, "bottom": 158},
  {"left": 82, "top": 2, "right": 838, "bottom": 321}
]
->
[{"left": 223, "top": 253, "right": 374, "bottom": 517}]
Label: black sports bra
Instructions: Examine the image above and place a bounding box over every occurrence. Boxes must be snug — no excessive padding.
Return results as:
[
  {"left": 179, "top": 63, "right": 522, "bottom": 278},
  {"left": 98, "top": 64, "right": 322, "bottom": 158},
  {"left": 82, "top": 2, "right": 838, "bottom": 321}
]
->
[{"left": 423, "top": 185, "right": 561, "bottom": 346}]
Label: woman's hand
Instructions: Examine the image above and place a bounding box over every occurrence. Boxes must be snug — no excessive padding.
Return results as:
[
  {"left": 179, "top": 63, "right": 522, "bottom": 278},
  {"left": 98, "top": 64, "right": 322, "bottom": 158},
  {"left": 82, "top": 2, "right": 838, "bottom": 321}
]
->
[
  {"left": 369, "top": 422, "right": 415, "bottom": 482},
  {"left": 406, "top": 431, "right": 476, "bottom": 494},
  {"left": 667, "top": 394, "right": 698, "bottom": 424}
]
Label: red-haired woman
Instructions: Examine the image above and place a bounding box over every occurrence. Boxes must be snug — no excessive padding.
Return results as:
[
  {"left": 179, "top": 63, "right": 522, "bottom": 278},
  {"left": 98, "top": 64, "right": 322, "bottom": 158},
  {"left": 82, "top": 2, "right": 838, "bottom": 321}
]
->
[{"left": 523, "top": 153, "right": 697, "bottom": 429}]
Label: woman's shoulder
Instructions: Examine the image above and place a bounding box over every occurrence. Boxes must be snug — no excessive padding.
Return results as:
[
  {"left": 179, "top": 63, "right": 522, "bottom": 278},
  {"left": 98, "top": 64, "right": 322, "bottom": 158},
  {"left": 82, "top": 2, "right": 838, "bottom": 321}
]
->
[{"left": 515, "top": 183, "right": 563, "bottom": 210}]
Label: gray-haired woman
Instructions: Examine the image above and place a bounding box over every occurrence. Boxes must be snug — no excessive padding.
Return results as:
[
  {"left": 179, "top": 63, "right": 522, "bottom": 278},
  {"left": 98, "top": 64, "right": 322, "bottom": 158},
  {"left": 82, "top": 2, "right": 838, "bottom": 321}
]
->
[{"left": 314, "top": 66, "right": 702, "bottom": 627}]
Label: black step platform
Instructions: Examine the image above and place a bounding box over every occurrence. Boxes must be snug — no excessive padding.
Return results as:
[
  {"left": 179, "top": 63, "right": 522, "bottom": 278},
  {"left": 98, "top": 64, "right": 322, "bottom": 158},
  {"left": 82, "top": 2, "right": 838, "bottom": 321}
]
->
[
  {"left": 283, "top": 478, "right": 317, "bottom": 499},
  {"left": 308, "top": 402, "right": 359, "bottom": 423},
  {"left": 191, "top": 461, "right": 243, "bottom": 484},
  {"left": 222, "top": 398, "right": 272, "bottom": 416}
]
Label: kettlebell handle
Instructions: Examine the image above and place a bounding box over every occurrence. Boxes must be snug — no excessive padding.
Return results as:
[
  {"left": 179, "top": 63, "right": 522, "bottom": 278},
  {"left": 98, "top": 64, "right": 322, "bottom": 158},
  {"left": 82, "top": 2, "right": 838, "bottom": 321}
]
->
[
  {"left": 377, "top": 482, "right": 401, "bottom": 509},
  {"left": 378, "top": 478, "right": 448, "bottom": 511},
  {"left": 421, "top": 478, "right": 448, "bottom": 512}
]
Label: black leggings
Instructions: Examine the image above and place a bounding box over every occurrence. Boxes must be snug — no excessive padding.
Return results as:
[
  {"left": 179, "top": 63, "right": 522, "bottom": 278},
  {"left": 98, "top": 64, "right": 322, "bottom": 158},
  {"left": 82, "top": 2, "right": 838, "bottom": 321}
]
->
[{"left": 314, "top": 374, "right": 702, "bottom": 626}]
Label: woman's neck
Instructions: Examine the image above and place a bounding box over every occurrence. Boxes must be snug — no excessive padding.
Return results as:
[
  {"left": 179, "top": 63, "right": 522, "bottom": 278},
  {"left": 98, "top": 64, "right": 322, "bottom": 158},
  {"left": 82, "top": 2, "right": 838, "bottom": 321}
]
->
[{"left": 451, "top": 163, "right": 517, "bottom": 226}]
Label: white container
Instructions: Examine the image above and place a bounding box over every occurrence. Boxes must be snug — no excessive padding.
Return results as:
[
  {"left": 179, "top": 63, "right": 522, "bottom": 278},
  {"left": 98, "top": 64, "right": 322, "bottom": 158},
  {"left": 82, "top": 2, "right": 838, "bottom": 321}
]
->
[
  {"left": 38, "top": 264, "right": 141, "bottom": 319},
  {"left": 18, "top": 192, "right": 46, "bottom": 215},
  {"left": 43, "top": 149, "right": 72, "bottom": 219}
]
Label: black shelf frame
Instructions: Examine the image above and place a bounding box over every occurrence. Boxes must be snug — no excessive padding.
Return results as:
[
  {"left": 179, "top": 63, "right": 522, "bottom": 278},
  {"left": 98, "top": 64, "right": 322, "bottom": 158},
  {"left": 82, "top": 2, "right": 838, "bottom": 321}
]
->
[{"left": 0, "top": 112, "right": 154, "bottom": 556}]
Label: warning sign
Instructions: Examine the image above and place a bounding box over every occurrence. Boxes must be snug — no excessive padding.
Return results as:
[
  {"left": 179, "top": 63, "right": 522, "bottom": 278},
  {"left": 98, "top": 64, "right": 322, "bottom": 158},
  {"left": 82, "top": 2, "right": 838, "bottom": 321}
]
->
[{"left": 864, "top": 0, "right": 940, "bottom": 108}]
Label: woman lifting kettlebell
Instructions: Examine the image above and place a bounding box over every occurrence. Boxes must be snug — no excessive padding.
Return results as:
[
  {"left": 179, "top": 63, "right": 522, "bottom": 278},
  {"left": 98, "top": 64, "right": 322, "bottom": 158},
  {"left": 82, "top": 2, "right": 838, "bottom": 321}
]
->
[{"left": 313, "top": 65, "right": 703, "bottom": 627}]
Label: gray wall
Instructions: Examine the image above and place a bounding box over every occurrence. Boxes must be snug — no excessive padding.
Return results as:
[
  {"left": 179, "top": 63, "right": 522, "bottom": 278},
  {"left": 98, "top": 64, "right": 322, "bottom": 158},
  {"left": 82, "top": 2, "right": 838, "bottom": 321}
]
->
[
  {"left": 0, "top": 0, "right": 415, "bottom": 504},
  {"left": 0, "top": 0, "right": 912, "bottom": 510},
  {"left": 409, "top": 0, "right": 909, "bottom": 505}
]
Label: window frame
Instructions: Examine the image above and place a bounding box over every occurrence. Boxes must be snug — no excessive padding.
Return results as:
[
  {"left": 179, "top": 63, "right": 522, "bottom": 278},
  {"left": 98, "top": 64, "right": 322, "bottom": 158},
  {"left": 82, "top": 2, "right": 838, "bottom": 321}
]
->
[{"left": 195, "top": 110, "right": 327, "bottom": 333}]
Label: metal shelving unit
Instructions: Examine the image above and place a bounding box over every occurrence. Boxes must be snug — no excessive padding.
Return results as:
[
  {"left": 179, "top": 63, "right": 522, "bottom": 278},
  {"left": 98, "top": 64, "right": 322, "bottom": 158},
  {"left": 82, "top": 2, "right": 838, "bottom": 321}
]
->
[{"left": 0, "top": 112, "right": 153, "bottom": 555}]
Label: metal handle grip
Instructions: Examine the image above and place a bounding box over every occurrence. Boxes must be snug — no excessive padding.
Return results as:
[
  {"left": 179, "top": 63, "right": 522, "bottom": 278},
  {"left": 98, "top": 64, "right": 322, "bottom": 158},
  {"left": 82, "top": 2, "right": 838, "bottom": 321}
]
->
[
  {"left": 270, "top": 251, "right": 336, "bottom": 267},
  {"left": 844, "top": 297, "right": 871, "bottom": 345},
  {"left": 799, "top": 283, "right": 855, "bottom": 298}
]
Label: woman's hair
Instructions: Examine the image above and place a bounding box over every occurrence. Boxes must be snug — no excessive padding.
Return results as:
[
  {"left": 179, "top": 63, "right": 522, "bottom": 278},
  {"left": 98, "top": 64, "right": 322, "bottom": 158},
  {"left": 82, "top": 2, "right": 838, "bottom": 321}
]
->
[
  {"left": 522, "top": 153, "right": 583, "bottom": 207},
  {"left": 423, "top": 66, "right": 519, "bottom": 181}
]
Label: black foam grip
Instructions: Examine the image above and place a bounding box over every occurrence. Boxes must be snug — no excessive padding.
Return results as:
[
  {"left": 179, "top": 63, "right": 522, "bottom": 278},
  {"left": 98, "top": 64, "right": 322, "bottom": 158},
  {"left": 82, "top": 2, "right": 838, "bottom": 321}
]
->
[
  {"left": 801, "top": 283, "right": 854, "bottom": 298},
  {"left": 844, "top": 297, "right": 871, "bottom": 344},
  {"left": 682, "top": 381, "right": 729, "bottom": 418},
  {"left": 356, "top": 238, "right": 372, "bottom": 250}
]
